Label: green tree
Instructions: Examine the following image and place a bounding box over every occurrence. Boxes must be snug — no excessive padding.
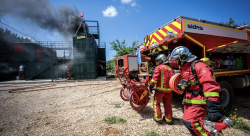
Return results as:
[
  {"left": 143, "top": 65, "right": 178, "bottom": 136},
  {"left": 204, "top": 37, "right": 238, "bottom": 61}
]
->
[
  {"left": 106, "top": 59, "right": 115, "bottom": 73},
  {"left": 228, "top": 17, "right": 235, "bottom": 26},
  {"left": 110, "top": 39, "right": 137, "bottom": 57},
  {"left": 221, "top": 18, "right": 249, "bottom": 29}
]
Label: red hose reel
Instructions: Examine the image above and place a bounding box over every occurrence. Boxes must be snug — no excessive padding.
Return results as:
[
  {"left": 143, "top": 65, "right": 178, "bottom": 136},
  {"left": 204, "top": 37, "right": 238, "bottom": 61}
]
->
[{"left": 169, "top": 73, "right": 184, "bottom": 95}]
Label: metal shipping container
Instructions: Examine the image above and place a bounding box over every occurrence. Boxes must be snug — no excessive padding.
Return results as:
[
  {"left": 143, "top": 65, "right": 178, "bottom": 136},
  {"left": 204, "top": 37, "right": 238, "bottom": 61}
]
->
[
  {"left": 73, "top": 37, "right": 98, "bottom": 79},
  {"left": 13, "top": 42, "right": 56, "bottom": 62},
  {"left": 98, "top": 48, "right": 106, "bottom": 61}
]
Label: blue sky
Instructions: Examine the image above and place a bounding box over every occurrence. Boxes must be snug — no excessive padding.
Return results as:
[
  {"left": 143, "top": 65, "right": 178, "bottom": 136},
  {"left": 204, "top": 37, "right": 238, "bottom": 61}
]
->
[{"left": 1, "top": 0, "right": 250, "bottom": 61}]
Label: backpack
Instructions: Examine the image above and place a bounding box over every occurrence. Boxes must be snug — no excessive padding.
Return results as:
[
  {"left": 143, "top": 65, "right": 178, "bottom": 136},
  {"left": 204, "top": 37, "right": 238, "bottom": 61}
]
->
[
  {"left": 190, "top": 60, "right": 203, "bottom": 85},
  {"left": 188, "top": 60, "right": 206, "bottom": 96},
  {"left": 180, "top": 59, "right": 211, "bottom": 97}
]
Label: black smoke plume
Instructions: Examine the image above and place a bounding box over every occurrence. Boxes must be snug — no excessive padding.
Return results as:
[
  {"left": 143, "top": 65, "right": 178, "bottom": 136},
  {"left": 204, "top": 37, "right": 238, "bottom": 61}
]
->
[{"left": 0, "top": 0, "right": 82, "bottom": 38}]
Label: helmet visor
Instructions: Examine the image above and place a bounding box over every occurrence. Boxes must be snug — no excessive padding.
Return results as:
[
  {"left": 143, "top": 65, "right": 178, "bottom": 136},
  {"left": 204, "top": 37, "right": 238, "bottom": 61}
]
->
[
  {"left": 170, "top": 54, "right": 188, "bottom": 62},
  {"left": 170, "top": 46, "right": 191, "bottom": 62}
]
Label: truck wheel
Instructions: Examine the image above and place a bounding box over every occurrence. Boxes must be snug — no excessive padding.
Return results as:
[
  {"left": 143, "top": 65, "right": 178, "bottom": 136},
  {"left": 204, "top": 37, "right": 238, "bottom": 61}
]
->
[
  {"left": 120, "top": 87, "right": 129, "bottom": 101},
  {"left": 218, "top": 80, "right": 234, "bottom": 110},
  {"left": 129, "top": 88, "right": 148, "bottom": 110}
]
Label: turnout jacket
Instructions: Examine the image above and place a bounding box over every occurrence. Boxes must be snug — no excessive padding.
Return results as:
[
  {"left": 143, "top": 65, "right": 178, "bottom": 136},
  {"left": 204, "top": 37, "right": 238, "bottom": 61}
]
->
[
  {"left": 150, "top": 64, "right": 174, "bottom": 93},
  {"left": 179, "top": 61, "right": 220, "bottom": 106}
]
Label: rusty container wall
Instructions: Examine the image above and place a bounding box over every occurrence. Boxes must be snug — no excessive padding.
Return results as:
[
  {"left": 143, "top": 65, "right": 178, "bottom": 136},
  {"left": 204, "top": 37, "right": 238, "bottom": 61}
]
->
[
  {"left": 12, "top": 43, "right": 57, "bottom": 62},
  {"left": 12, "top": 42, "right": 57, "bottom": 80},
  {"left": 73, "top": 37, "right": 98, "bottom": 79},
  {"left": 13, "top": 43, "right": 38, "bottom": 61}
]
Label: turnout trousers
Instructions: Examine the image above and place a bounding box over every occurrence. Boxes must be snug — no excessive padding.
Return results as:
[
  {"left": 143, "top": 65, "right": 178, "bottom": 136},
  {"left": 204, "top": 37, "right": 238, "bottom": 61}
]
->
[
  {"left": 153, "top": 91, "right": 173, "bottom": 123},
  {"left": 182, "top": 105, "right": 213, "bottom": 136}
]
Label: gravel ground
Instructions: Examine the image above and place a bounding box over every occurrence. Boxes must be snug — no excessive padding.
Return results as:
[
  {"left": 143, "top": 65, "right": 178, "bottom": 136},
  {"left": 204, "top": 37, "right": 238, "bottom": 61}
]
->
[{"left": 0, "top": 78, "right": 249, "bottom": 136}]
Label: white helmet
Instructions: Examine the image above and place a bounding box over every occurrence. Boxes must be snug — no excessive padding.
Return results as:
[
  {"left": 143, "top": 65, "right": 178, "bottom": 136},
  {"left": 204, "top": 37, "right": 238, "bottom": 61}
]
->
[
  {"left": 170, "top": 46, "right": 197, "bottom": 64},
  {"left": 155, "top": 54, "right": 167, "bottom": 65}
]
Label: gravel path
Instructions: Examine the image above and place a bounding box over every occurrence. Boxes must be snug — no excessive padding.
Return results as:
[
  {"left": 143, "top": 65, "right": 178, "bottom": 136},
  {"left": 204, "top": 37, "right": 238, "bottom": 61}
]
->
[{"left": 0, "top": 79, "right": 249, "bottom": 136}]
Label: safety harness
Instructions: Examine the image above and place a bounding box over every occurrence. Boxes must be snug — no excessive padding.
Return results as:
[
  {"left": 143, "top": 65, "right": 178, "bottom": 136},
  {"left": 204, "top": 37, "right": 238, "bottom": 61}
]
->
[
  {"left": 181, "top": 60, "right": 204, "bottom": 97},
  {"left": 190, "top": 60, "right": 202, "bottom": 85}
]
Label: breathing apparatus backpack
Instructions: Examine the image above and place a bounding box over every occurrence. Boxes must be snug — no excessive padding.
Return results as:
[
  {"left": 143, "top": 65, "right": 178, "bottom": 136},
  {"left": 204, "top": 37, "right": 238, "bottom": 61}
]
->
[
  {"left": 191, "top": 58, "right": 213, "bottom": 85},
  {"left": 177, "top": 58, "right": 212, "bottom": 96}
]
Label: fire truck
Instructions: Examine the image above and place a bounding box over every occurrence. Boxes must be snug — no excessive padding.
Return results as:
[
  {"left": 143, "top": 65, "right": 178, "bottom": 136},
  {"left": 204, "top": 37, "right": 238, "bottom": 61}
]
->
[{"left": 115, "top": 16, "right": 250, "bottom": 110}]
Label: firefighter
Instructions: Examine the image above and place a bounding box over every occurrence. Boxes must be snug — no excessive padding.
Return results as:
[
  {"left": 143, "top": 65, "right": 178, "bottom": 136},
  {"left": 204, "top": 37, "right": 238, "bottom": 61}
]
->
[
  {"left": 149, "top": 54, "right": 174, "bottom": 125},
  {"left": 18, "top": 65, "right": 25, "bottom": 80},
  {"left": 170, "top": 46, "right": 222, "bottom": 136},
  {"left": 66, "top": 66, "right": 72, "bottom": 79}
]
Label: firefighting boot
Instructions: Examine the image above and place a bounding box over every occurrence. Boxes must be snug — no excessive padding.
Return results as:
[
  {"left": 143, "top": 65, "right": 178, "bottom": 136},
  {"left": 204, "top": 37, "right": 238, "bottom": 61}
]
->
[
  {"left": 163, "top": 116, "right": 173, "bottom": 125},
  {"left": 153, "top": 117, "right": 163, "bottom": 125}
]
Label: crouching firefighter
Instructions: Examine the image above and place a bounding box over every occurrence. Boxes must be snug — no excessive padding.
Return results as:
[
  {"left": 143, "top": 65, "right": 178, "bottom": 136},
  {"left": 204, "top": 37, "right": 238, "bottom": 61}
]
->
[
  {"left": 149, "top": 54, "right": 174, "bottom": 125},
  {"left": 170, "top": 46, "right": 222, "bottom": 136}
]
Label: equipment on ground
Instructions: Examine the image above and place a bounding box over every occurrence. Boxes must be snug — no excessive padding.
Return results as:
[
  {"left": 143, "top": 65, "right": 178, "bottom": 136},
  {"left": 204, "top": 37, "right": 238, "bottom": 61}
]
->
[{"left": 205, "top": 117, "right": 234, "bottom": 136}]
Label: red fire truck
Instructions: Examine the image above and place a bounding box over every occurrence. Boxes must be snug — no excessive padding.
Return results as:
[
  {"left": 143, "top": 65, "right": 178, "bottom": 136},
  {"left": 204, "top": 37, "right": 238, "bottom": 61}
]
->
[{"left": 115, "top": 16, "right": 250, "bottom": 110}]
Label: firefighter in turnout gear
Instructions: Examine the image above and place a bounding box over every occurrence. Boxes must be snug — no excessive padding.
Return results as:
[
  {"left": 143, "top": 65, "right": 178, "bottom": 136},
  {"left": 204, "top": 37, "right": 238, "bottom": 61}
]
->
[
  {"left": 149, "top": 54, "right": 174, "bottom": 125},
  {"left": 170, "top": 46, "right": 222, "bottom": 136},
  {"left": 66, "top": 66, "right": 72, "bottom": 80}
]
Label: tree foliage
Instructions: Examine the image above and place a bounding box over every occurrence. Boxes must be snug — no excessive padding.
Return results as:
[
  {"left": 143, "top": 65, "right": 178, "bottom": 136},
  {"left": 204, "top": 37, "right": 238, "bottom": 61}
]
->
[
  {"left": 0, "top": 27, "right": 32, "bottom": 62},
  {"left": 108, "top": 39, "right": 138, "bottom": 73},
  {"left": 106, "top": 60, "right": 115, "bottom": 73},
  {"left": 0, "top": 27, "right": 32, "bottom": 43},
  {"left": 220, "top": 17, "right": 250, "bottom": 29},
  {"left": 110, "top": 39, "right": 137, "bottom": 57}
]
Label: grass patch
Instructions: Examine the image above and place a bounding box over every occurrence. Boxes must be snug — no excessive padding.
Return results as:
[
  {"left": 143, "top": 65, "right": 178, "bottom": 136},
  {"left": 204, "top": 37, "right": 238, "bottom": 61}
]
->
[
  {"left": 144, "top": 130, "right": 159, "bottom": 136},
  {"left": 118, "top": 118, "right": 127, "bottom": 123},
  {"left": 105, "top": 116, "right": 117, "bottom": 124},
  {"left": 222, "top": 108, "right": 250, "bottom": 134},
  {"left": 104, "top": 116, "right": 127, "bottom": 124},
  {"left": 114, "top": 103, "right": 123, "bottom": 108},
  {"left": 229, "top": 114, "right": 250, "bottom": 134},
  {"left": 0, "top": 128, "right": 3, "bottom": 133}
]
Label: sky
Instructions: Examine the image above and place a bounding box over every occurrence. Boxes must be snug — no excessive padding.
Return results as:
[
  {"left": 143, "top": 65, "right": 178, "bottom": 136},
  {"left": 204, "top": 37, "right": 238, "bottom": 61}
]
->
[{"left": 1, "top": 0, "right": 250, "bottom": 61}]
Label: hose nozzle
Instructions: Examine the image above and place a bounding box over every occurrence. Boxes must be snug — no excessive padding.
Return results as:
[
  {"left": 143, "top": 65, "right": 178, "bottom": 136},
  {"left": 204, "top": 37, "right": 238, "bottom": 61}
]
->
[{"left": 204, "top": 117, "right": 234, "bottom": 136}]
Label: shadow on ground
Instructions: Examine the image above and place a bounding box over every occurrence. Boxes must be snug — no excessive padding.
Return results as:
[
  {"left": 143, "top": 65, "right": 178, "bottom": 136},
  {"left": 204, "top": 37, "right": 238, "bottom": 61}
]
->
[{"left": 232, "top": 86, "right": 250, "bottom": 120}]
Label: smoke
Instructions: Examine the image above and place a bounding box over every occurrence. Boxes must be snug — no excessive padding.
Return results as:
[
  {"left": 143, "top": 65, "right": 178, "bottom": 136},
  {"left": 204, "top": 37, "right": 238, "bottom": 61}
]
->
[
  {"left": 73, "top": 50, "right": 86, "bottom": 60},
  {"left": 0, "top": 63, "right": 17, "bottom": 74},
  {"left": 0, "top": 0, "right": 82, "bottom": 38}
]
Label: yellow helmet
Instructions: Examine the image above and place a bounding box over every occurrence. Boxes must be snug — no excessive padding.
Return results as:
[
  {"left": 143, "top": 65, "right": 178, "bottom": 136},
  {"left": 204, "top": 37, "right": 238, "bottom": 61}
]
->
[{"left": 200, "top": 58, "right": 211, "bottom": 66}]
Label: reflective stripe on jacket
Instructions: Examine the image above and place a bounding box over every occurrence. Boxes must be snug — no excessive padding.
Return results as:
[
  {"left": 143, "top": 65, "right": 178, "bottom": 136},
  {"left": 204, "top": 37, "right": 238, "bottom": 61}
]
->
[
  {"left": 180, "top": 62, "right": 220, "bottom": 106},
  {"left": 150, "top": 64, "right": 174, "bottom": 93}
]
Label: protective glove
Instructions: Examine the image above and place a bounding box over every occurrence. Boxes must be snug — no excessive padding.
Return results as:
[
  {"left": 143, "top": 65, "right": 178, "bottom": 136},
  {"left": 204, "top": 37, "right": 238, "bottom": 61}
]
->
[
  {"left": 148, "top": 85, "right": 154, "bottom": 93},
  {"left": 206, "top": 100, "right": 222, "bottom": 122},
  {"left": 176, "top": 79, "right": 189, "bottom": 91}
]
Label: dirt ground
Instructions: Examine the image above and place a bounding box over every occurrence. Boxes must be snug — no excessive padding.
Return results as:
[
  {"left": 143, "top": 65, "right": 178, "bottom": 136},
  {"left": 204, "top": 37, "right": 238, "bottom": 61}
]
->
[{"left": 0, "top": 78, "right": 250, "bottom": 136}]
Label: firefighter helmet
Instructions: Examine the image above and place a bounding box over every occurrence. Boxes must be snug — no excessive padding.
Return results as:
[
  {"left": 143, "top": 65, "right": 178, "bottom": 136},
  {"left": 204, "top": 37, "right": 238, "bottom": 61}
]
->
[
  {"left": 170, "top": 46, "right": 197, "bottom": 64},
  {"left": 155, "top": 54, "right": 167, "bottom": 65}
]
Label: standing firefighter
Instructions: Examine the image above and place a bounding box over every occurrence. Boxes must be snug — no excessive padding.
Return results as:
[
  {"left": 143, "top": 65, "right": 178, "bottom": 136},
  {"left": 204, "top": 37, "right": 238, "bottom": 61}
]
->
[
  {"left": 66, "top": 66, "right": 72, "bottom": 80},
  {"left": 170, "top": 46, "right": 222, "bottom": 136},
  {"left": 18, "top": 65, "right": 25, "bottom": 80},
  {"left": 149, "top": 54, "right": 174, "bottom": 125}
]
